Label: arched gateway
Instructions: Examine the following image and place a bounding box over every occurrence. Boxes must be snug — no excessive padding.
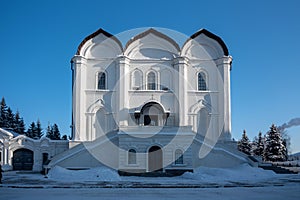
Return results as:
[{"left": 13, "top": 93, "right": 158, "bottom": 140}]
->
[{"left": 13, "top": 148, "right": 34, "bottom": 170}]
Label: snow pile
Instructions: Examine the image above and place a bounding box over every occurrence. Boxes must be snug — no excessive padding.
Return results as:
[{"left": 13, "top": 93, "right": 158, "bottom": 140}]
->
[
  {"left": 47, "top": 166, "right": 121, "bottom": 182},
  {"left": 182, "top": 164, "right": 277, "bottom": 183}
]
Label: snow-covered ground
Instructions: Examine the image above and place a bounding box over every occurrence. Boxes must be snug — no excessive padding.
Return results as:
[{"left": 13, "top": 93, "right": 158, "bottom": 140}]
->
[
  {"left": 1, "top": 164, "right": 300, "bottom": 187},
  {"left": 47, "top": 164, "right": 276, "bottom": 183},
  {"left": 47, "top": 166, "right": 121, "bottom": 181},
  {"left": 44, "top": 164, "right": 297, "bottom": 186},
  {"left": 1, "top": 164, "right": 299, "bottom": 199}
]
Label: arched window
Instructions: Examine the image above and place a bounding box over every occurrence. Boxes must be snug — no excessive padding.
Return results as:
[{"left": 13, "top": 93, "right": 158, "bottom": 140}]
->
[
  {"left": 98, "top": 72, "right": 106, "bottom": 90},
  {"left": 175, "top": 149, "right": 183, "bottom": 165},
  {"left": 147, "top": 72, "right": 156, "bottom": 90},
  {"left": 198, "top": 72, "right": 207, "bottom": 91},
  {"left": 128, "top": 149, "right": 137, "bottom": 164},
  {"left": 132, "top": 70, "right": 142, "bottom": 90},
  {"left": 160, "top": 70, "right": 171, "bottom": 90}
]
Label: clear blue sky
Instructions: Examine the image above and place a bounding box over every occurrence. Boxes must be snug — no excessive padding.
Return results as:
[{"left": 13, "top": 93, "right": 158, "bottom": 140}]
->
[{"left": 1, "top": 0, "right": 300, "bottom": 153}]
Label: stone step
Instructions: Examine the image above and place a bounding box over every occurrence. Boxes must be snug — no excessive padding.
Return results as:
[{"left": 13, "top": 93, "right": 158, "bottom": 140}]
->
[{"left": 259, "top": 165, "right": 298, "bottom": 174}]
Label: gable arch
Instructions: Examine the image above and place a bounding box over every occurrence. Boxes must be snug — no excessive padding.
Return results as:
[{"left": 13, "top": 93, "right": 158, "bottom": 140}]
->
[
  {"left": 87, "top": 99, "right": 105, "bottom": 114},
  {"left": 181, "top": 29, "right": 229, "bottom": 60},
  {"left": 124, "top": 28, "right": 180, "bottom": 59},
  {"left": 189, "top": 99, "right": 212, "bottom": 114},
  {"left": 76, "top": 28, "right": 123, "bottom": 59}
]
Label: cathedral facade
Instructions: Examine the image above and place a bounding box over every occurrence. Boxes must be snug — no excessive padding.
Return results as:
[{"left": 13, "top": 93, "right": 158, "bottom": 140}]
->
[{"left": 48, "top": 27, "right": 254, "bottom": 174}]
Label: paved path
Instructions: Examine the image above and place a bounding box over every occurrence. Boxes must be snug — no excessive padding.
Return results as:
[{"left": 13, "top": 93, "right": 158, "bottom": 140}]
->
[
  {"left": 1, "top": 171, "right": 300, "bottom": 189},
  {"left": 1, "top": 186, "right": 300, "bottom": 200}
]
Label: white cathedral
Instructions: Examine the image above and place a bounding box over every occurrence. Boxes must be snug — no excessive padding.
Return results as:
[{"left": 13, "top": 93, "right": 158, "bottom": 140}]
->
[{"left": 1, "top": 28, "right": 256, "bottom": 174}]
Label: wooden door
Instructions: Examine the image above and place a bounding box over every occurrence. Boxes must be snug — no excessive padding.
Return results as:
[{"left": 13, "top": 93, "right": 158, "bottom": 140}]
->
[{"left": 148, "top": 146, "right": 162, "bottom": 172}]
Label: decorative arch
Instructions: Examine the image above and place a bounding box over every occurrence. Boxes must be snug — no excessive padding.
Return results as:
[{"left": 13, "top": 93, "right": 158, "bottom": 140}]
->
[
  {"left": 181, "top": 29, "right": 229, "bottom": 59},
  {"left": 141, "top": 102, "right": 164, "bottom": 126},
  {"left": 189, "top": 100, "right": 212, "bottom": 134},
  {"left": 10, "top": 136, "right": 36, "bottom": 152},
  {"left": 76, "top": 28, "right": 123, "bottom": 58},
  {"left": 87, "top": 99, "right": 116, "bottom": 140},
  {"left": 87, "top": 99, "right": 105, "bottom": 114},
  {"left": 124, "top": 28, "right": 180, "bottom": 59},
  {"left": 189, "top": 99, "right": 212, "bottom": 114}
]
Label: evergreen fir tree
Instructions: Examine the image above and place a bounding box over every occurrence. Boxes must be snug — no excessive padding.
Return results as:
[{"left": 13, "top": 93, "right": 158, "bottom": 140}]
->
[
  {"left": 46, "top": 124, "right": 54, "bottom": 140},
  {"left": 26, "top": 122, "right": 37, "bottom": 139},
  {"left": 13, "top": 111, "right": 26, "bottom": 134},
  {"left": 237, "top": 130, "right": 252, "bottom": 155},
  {"left": 52, "top": 124, "right": 61, "bottom": 140},
  {"left": 61, "top": 135, "right": 68, "bottom": 140},
  {"left": 0, "top": 97, "right": 8, "bottom": 128},
  {"left": 264, "top": 124, "right": 287, "bottom": 162},
  {"left": 6, "top": 107, "right": 15, "bottom": 129},
  {"left": 36, "top": 119, "right": 43, "bottom": 139},
  {"left": 18, "top": 118, "right": 26, "bottom": 134},
  {"left": 253, "top": 131, "right": 264, "bottom": 157}
]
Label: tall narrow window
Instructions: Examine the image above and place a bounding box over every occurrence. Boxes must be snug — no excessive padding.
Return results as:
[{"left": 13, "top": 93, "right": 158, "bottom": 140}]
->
[
  {"left": 198, "top": 72, "right": 207, "bottom": 91},
  {"left": 128, "top": 149, "right": 137, "bottom": 164},
  {"left": 132, "top": 70, "right": 142, "bottom": 90},
  {"left": 147, "top": 72, "right": 156, "bottom": 90},
  {"left": 175, "top": 149, "right": 183, "bottom": 165},
  {"left": 98, "top": 72, "right": 106, "bottom": 90}
]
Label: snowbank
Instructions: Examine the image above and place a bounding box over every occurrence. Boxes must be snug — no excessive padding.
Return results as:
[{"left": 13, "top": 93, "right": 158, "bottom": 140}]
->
[
  {"left": 47, "top": 166, "right": 121, "bottom": 182},
  {"left": 182, "top": 164, "right": 277, "bottom": 183},
  {"left": 48, "top": 164, "right": 279, "bottom": 184}
]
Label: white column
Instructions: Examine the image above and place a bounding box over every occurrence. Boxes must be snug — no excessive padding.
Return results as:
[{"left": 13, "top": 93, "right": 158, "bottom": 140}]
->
[
  {"left": 117, "top": 56, "right": 130, "bottom": 127},
  {"left": 174, "top": 57, "right": 189, "bottom": 126},
  {"left": 3, "top": 140, "right": 9, "bottom": 166},
  {"left": 3, "top": 147, "right": 7, "bottom": 165},
  {"left": 217, "top": 56, "right": 232, "bottom": 140},
  {"left": 71, "top": 56, "right": 87, "bottom": 141}
]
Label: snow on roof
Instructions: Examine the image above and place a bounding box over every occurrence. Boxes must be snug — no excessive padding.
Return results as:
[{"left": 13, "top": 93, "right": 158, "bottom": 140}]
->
[{"left": 0, "top": 127, "right": 19, "bottom": 138}]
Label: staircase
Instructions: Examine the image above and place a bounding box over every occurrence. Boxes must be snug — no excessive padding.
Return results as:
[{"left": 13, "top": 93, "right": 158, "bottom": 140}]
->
[
  {"left": 46, "top": 130, "right": 119, "bottom": 169},
  {"left": 118, "top": 170, "right": 192, "bottom": 177},
  {"left": 259, "top": 165, "right": 298, "bottom": 174}
]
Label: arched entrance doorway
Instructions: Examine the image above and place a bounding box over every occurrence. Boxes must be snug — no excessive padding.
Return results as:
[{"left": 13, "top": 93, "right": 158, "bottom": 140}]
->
[
  {"left": 141, "top": 102, "right": 167, "bottom": 126},
  {"left": 13, "top": 148, "right": 34, "bottom": 170},
  {"left": 148, "top": 146, "right": 163, "bottom": 172}
]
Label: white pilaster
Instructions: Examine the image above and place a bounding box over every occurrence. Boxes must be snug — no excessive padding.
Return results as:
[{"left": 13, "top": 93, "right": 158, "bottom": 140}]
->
[
  {"left": 216, "top": 56, "right": 232, "bottom": 140},
  {"left": 117, "top": 56, "right": 130, "bottom": 127},
  {"left": 174, "top": 57, "right": 189, "bottom": 126},
  {"left": 71, "top": 55, "right": 88, "bottom": 141}
]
